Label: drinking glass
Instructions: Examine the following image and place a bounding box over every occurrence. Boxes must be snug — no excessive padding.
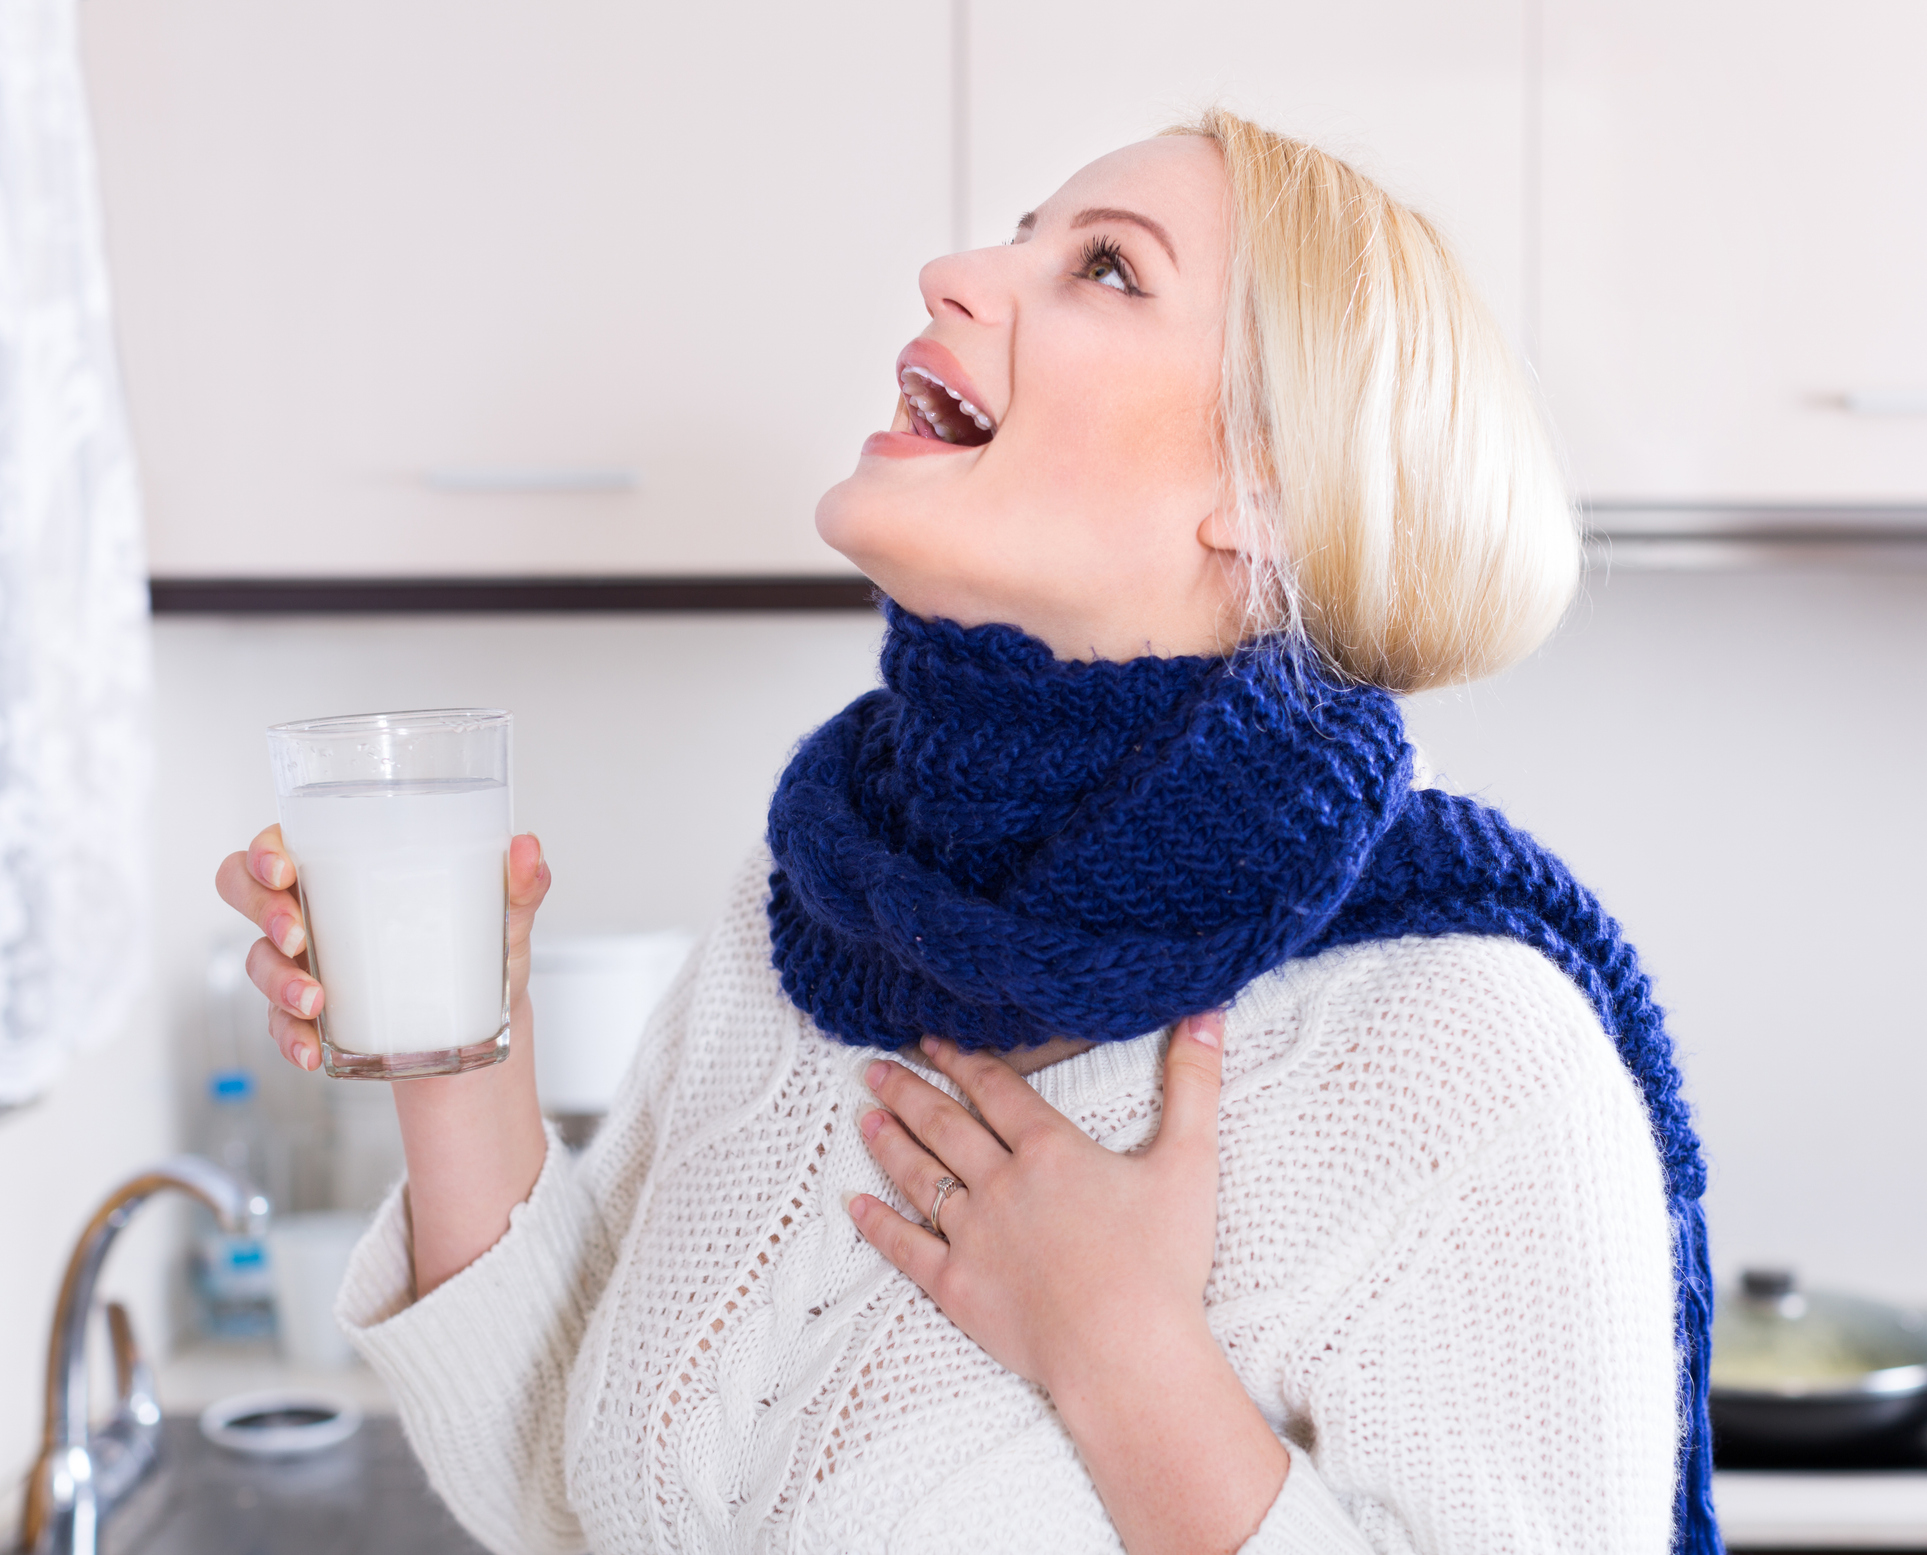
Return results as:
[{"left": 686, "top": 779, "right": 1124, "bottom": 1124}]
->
[{"left": 266, "top": 709, "right": 512, "bottom": 1079}]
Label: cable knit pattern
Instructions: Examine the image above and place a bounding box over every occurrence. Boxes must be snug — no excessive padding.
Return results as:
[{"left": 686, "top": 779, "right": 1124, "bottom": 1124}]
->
[
  {"left": 338, "top": 851, "right": 1677, "bottom": 1555},
  {"left": 765, "top": 606, "right": 1717, "bottom": 1554}
]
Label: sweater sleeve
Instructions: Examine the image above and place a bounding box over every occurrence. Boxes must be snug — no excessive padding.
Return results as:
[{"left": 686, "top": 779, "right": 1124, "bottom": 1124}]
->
[
  {"left": 332, "top": 922, "right": 710, "bottom": 1555},
  {"left": 1231, "top": 1053, "right": 1677, "bottom": 1553},
  {"left": 337, "top": 1122, "right": 608, "bottom": 1555},
  {"left": 1239, "top": 1444, "right": 1378, "bottom": 1555},
  {"left": 1214, "top": 936, "right": 1679, "bottom": 1555}
]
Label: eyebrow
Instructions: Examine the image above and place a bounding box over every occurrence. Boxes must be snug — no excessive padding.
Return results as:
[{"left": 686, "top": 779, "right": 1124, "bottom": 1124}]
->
[{"left": 1015, "top": 207, "right": 1180, "bottom": 269}]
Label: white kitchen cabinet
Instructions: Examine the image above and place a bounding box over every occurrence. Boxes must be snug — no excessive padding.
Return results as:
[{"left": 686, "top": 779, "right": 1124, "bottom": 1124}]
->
[
  {"left": 80, "top": 1, "right": 948, "bottom": 579},
  {"left": 1539, "top": 0, "right": 1927, "bottom": 508},
  {"left": 966, "top": 0, "right": 1534, "bottom": 351}
]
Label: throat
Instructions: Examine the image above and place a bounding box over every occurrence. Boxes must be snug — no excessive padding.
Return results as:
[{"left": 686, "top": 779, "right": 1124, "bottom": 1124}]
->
[
  {"left": 900, "top": 1035, "right": 1094, "bottom": 1077},
  {"left": 1004, "top": 1037, "right": 1099, "bottom": 1077}
]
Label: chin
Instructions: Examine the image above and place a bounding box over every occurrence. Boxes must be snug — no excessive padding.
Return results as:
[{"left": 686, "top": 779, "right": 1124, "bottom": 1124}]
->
[
  {"left": 813, "top": 466, "right": 942, "bottom": 585},
  {"left": 813, "top": 489, "right": 971, "bottom": 627},
  {"left": 812, "top": 471, "right": 878, "bottom": 574}
]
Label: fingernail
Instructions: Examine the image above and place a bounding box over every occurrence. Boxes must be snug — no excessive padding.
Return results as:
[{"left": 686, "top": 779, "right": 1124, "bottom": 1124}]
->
[
  {"left": 864, "top": 1061, "right": 890, "bottom": 1093},
  {"left": 255, "top": 852, "right": 289, "bottom": 889},
  {"left": 841, "top": 1189, "right": 863, "bottom": 1216},
  {"left": 919, "top": 1035, "right": 938, "bottom": 1055},
  {"left": 294, "top": 982, "right": 320, "bottom": 1017},
  {"left": 531, "top": 834, "right": 543, "bottom": 867},
  {"left": 860, "top": 1109, "right": 886, "bottom": 1141},
  {"left": 301, "top": 1044, "right": 320, "bottom": 1072},
  {"left": 273, "top": 915, "right": 306, "bottom": 957},
  {"left": 1187, "top": 1011, "right": 1224, "bottom": 1050}
]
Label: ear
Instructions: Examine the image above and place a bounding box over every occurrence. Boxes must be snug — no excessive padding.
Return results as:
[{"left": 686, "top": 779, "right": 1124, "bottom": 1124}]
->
[{"left": 1197, "top": 503, "right": 1242, "bottom": 557}]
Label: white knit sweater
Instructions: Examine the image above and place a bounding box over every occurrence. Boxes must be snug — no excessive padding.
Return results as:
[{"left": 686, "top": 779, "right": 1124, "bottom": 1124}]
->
[{"left": 338, "top": 849, "right": 1679, "bottom": 1554}]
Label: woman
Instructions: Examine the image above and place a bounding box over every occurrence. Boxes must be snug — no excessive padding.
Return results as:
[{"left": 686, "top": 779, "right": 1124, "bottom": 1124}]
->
[{"left": 218, "top": 112, "right": 1715, "bottom": 1554}]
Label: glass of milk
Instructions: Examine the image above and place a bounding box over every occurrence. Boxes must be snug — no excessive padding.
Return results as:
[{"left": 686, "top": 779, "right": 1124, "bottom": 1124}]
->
[{"left": 267, "top": 708, "right": 512, "bottom": 1080}]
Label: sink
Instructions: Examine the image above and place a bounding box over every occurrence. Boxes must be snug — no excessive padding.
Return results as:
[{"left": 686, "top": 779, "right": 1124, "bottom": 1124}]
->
[{"left": 95, "top": 1417, "right": 486, "bottom": 1555}]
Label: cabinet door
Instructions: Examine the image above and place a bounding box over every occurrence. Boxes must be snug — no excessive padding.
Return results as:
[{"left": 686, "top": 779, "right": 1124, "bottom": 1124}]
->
[
  {"left": 81, "top": 1, "right": 948, "bottom": 578},
  {"left": 967, "top": 0, "right": 1532, "bottom": 348},
  {"left": 1539, "top": 0, "right": 1927, "bottom": 505}
]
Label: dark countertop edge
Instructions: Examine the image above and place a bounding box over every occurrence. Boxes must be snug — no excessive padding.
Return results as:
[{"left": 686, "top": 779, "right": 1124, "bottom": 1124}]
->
[{"left": 149, "top": 575, "right": 883, "bottom": 615}]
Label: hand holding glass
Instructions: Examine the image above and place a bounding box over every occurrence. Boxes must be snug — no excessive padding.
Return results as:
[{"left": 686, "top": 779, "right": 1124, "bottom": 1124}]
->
[{"left": 267, "top": 709, "right": 512, "bottom": 1079}]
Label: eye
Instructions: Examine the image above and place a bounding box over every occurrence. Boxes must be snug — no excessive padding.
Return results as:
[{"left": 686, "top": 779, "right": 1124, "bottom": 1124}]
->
[{"left": 1076, "top": 236, "right": 1141, "bottom": 296}]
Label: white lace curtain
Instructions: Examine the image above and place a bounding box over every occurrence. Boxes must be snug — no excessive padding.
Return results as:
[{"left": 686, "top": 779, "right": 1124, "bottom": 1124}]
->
[{"left": 0, "top": 0, "right": 151, "bottom": 1107}]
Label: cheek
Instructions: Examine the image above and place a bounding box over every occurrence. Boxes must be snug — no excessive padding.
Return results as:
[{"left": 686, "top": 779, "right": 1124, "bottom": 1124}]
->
[{"left": 1020, "top": 350, "right": 1219, "bottom": 507}]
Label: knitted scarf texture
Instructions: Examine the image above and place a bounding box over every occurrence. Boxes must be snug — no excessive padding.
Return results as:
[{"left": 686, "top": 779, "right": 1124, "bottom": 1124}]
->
[{"left": 766, "top": 603, "right": 1720, "bottom": 1555}]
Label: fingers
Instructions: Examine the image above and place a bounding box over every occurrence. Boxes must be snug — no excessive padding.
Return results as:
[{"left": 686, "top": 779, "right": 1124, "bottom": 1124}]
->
[
  {"left": 1151, "top": 1010, "right": 1226, "bottom": 1163},
  {"left": 214, "top": 825, "right": 306, "bottom": 958},
  {"left": 220, "top": 824, "right": 321, "bottom": 1071},
  {"left": 862, "top": 1057, "right": 1007, "bottom": 1182},
  {"left": 246, "top": 936, "right": 324, "bottom": 1020},
  {"left": 917, "top": 1037, "right": 1057, "bottom": 1149},
  {"left": 859, "top": 1101, "right": 972, "bottom": 1226},
  {"left": 845, "top": 1191, "right": 950, "bottom": 1290},
  {"left": 267, "top": 997, "right": 322, "bottom": 1072},
  {"left": 246, "top": 824, "right": 293, "bottom": 890}
]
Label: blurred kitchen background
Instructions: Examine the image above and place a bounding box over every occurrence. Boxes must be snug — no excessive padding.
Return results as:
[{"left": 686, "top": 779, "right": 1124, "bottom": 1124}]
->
[{"left": 1, "top": 0, "right": 1922, "bottom": 1547}]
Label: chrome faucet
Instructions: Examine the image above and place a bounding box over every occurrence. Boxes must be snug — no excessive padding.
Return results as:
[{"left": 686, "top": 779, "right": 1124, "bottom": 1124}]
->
[{"left": 17, "top": 1155, "right": 269, "bottom": 1555}]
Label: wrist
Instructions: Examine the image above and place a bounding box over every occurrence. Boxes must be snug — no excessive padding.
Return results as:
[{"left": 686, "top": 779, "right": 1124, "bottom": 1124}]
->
[
  {"left": 1043, "top": 1304, "right": 1289, "bottom": 1555},
  {"left": 390, "top": 1005, "right": 547, "bottom": 1296},
  {"left": 390, "top": 993, "right": 538, "bottom": 1124},
  {"left": 1041, "top": 1302, "right": 1223, "bottom": 1434}
]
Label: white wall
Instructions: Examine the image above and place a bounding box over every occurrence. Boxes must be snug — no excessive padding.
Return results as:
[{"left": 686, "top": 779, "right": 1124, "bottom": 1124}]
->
[
  {"left": 1405, "top": 565, "right": 1927, "bottom": 1302},
  {"left": 152, "top": 611, "right": 889, "bottom": 943}
]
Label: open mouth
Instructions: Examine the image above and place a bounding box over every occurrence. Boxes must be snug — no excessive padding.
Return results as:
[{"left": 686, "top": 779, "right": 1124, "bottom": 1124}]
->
[{"left": 899, "top": 365, "right": 997, "bottom": 447}]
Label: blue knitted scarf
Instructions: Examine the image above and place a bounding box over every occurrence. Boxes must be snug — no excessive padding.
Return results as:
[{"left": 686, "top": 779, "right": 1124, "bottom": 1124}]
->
[{"left": 766, "top": 603, "right": 1720, "bottom": 1554}]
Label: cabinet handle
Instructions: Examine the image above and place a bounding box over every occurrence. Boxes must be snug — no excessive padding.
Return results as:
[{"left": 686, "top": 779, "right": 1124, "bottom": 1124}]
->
[
  {"left": 422, "top": 467, "right": 638, "bottom": 493},
  {"left": 1842, "top": 391, "right": 1927, "bottom": 416}
]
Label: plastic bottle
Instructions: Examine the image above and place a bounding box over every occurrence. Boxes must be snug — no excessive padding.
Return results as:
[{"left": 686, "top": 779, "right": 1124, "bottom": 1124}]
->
[{"left": 193, "top": 1068, "right": 281, "bottom": 1340}]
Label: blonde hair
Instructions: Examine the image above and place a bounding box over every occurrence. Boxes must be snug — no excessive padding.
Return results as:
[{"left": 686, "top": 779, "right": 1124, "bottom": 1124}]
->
[{"left": 1169, "top": 110, "right": 1578, "bottom": 692}]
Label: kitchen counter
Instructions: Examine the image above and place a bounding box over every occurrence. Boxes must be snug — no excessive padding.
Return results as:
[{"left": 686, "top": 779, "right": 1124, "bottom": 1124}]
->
[
  {"left": 38, "top": 1402, "right": 1925, "bottom": 1552},
  {"left": 96, "top": 1416, "right": 484, "bottom": 1555},
  {"left": 97, "top": 1437, "right": 1927, "bottom": 1555},
  {"left": 1717, "top": 1470, "right": 1927, "bottom": 1550}
]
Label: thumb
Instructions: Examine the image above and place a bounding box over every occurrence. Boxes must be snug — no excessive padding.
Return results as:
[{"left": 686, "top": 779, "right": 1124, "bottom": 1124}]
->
[
  {"left": 1153, "top": 1009, "right": 1225, "bottom": 1161},
  {"left": 506, "top": 834, "right": 550, "bottom": 1002},
  {"left": 508, "top": 833, "right": 550, "bottom": 930}
]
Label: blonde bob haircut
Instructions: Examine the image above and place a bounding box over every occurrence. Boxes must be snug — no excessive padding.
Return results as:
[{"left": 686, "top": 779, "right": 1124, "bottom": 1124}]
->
[{"left": 1169, "top": 111, "right": 1579, "bottom": 693}]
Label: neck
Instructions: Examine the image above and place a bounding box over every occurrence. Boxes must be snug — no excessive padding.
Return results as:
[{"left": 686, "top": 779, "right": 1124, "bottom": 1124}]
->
[
  {"left": 901, "top": 1035, "right": 1096, "bottom": 1077},
  {"left": 1004, "top": 1037, "right": 1098, "bottom": 1077}
]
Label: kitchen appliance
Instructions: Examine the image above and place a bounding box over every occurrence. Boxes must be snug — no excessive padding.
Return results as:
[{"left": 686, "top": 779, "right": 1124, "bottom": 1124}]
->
[
  {"left": 529, "top": 931, "right": 695, "bottom": 1134},
  {"left": 1711, "top": 1269, "right": 1927, "bottom": 1467}
]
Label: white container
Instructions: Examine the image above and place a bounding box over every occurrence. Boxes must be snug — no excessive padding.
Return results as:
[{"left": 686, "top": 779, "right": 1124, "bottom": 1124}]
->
[
  {"left": 530, "top": 932, "right": 695, "bottom": 1116},
  {"left": 199, "top": 1390, "right": 363, "bottom": 1456},
  {"left": 268, "top": 1212, "right": 369, "bottom": 1371}
]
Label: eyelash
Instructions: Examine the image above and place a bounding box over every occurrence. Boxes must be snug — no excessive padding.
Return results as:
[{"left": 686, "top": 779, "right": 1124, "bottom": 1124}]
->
[{"left": 1076, "top": 236, "right": 1143, "bottom": 296}]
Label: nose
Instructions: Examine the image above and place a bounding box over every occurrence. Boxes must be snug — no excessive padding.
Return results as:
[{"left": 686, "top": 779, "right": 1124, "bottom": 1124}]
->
[{"left": 917, "top": 246, "right": 1010, "bottom": 326}]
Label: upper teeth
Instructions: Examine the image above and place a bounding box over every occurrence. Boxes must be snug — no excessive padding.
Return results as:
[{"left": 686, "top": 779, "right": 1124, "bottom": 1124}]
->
[{"left": 900, "top": 365, "right": 994, "bottom": 436}]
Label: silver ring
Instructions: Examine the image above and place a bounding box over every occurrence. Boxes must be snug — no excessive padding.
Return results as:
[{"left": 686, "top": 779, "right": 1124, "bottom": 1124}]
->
[{"left": 927, "top": 1175, "right": 961, "bottom": 1240}]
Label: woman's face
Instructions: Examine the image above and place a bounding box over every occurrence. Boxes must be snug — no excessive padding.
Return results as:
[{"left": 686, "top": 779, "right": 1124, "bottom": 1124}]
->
[{"left": 815, "top": 135, "right": 1241, "bottom": 662}]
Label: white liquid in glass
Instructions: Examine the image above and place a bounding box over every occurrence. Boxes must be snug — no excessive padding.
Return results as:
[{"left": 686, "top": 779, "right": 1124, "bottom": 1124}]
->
[{"left": 279, "top": 780, "right": 509, "bottom": 1056}]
